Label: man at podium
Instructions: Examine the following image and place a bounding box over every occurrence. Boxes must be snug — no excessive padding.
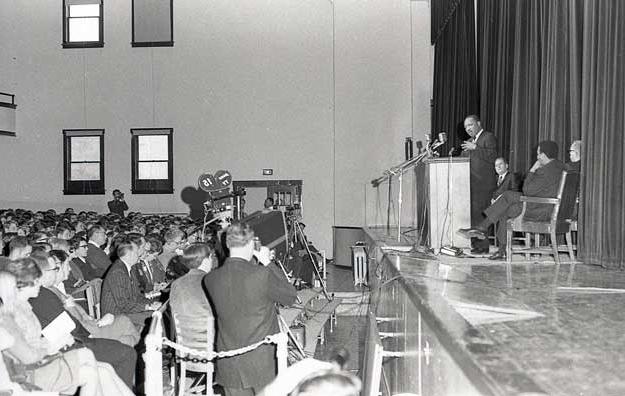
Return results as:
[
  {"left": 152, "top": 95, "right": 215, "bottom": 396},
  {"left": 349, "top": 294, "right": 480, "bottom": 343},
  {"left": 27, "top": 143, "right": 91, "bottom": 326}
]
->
[{"left": 461, "top": 115, "right": 498, "bottom": 254}]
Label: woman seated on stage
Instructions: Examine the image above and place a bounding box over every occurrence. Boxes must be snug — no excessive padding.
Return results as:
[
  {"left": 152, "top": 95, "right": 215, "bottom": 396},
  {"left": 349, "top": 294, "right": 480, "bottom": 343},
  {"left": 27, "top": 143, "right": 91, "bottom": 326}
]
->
[{"left": 0, "top": 259, "right": 133, "bottom": 396}]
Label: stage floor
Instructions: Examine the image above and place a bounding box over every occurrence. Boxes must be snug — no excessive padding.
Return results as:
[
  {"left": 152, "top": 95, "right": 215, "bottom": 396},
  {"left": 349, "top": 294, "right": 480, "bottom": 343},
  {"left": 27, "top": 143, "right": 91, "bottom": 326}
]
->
[{"left": 364, "top": 226, "right": 625, "bottom": 396}]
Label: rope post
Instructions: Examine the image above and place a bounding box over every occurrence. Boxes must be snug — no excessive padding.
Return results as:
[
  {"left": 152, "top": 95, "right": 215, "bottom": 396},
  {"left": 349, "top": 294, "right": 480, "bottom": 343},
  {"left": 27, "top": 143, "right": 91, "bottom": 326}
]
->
[
  {"left": 275, "top": 332, "right": 288, "bottom": 374},
  {"left": 143, "top": 311, "right": 164, "bottom": 396}
]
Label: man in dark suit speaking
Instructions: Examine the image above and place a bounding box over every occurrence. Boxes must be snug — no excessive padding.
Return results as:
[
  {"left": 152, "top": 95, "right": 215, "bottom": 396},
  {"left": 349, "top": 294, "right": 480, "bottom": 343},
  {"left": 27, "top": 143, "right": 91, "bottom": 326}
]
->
[
  {"left": 204, "top": 222, "right": 297, "bottom": 396},
  {"left": 461, "top": 115, "right": 498, "bottom": 254}
]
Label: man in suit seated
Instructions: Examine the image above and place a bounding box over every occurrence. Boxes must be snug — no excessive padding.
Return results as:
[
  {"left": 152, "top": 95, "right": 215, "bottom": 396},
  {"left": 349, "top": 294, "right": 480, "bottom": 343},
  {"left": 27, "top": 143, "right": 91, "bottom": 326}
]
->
[
  {"left": 567, "top": 140, "right": 581, "bottom": 172},
  {"left": 101, "top": 239, "right": 161, "bottom": 329},
  {"left": 85, "top": 225, "right": 112, "bottom": 279},
  {"left": 457, "top": 141, "right": 566, "bottom": 260},
  {"left": 491, "top": 157, "right": 520, "bottom": 204}
]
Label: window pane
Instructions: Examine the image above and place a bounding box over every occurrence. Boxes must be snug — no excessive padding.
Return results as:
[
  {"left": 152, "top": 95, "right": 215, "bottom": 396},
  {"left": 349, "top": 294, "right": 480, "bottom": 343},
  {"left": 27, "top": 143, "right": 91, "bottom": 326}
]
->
[
  {"left": 138, "top": 135, "right": 169, "bottom": 160},
  {"left": 69, "top": 18, "right": 100, "bottom": 42},
  {"left": 71, "top": 163, "right": 100, "bottom": 180},
  {"left": 69, "top": 4, "right": 99, "bottom": 17},
  {"left": 70, "top": 136, "right": 100, "bottom": 161},
  {"left": 133, "top": 0, "right": 172, "bottom": 43},
  {"left": 138, "top": 162, "right": 168, "bottom": 179}
]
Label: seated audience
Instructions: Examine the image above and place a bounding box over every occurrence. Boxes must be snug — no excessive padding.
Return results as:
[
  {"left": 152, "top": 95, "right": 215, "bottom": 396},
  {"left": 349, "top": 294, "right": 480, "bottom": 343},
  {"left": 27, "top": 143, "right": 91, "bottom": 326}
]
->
[
  {"left": 8, "top": 236, "right": 31, "bottom": 260},
  {"left": 0, "top": 260, "right": 133, "bottom": 396},
  {"left": 158, "top": 227, "right": 186, "bottom": 271},
  {"left": 27, "top": 251, "right": 138, "bottom": 387},
  {"left": 100, "top": 240, "right": 160, "bottom": 329},
  {"left": 85, "top": 225, "right": 112, "bottom": 279},
  {"left": 458, "top": 141, "right": 566, "bottom": 260},
  {"left": 169, "top": 243, "right": 217, "bottom": 372},
  {"left": 204, "top": 222, "right": 297, "bottom": 396}
]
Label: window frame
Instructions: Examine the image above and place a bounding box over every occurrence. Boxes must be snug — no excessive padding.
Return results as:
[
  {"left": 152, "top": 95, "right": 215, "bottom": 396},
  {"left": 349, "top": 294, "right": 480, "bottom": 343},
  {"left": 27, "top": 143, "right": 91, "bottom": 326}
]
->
[
  {"left": 62, "top": 0, "right": 104, "bottom": 49},
  {"left": 130, "top": 128, "right": 174, "bottom": 194},
  {"left": 131, "top": 0, "right": 174, "bottom": 47},
  {"left": 63, "top": 129, "right": 105, "bottom": 195}
]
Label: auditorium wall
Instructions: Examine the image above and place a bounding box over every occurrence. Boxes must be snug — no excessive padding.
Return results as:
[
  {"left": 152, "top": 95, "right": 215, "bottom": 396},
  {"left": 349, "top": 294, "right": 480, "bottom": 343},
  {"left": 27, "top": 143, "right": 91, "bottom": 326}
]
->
[{"left": 0, "top": 0, "right": 431, "bottom": 255}]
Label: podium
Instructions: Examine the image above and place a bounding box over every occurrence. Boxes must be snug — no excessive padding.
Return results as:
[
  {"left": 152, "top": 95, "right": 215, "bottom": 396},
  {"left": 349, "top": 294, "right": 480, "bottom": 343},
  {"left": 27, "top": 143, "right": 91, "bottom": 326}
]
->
[{"left": 415, "top": 157, "right": 471, "bottom": 250}]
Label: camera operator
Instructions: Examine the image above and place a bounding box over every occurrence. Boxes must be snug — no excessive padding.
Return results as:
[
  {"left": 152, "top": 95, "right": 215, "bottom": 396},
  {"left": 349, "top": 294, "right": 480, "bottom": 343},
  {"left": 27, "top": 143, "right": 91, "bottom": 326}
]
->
[{"left": 107, "top": 189, "right": 129, "bottom": 218}]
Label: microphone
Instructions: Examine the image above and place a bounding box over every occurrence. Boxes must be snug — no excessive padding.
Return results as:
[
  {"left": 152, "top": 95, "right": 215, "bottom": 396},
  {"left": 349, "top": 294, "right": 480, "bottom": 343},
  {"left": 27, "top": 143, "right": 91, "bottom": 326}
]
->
[{"left": 448, "top": 147, "right": 456, "bottom": 156}]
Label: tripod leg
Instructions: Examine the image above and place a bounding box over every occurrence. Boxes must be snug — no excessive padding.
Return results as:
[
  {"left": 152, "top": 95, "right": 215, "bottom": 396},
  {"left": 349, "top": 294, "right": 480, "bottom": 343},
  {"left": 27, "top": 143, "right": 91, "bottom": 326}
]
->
[{"left": 294, "top": 221, "right": 332, "bottom": 301}]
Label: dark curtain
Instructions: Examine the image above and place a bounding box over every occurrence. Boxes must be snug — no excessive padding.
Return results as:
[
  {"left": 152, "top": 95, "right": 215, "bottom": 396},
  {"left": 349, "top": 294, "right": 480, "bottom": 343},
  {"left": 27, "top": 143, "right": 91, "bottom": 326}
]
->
[
  {"left": 478, "top": 0, "right": 582, "bottom": 174},
  {"left": 579, "top": 0, "right": 625, "bottom": 269},
  {"left": 431, "top": 0, "right": 479, "bottom": 155}
]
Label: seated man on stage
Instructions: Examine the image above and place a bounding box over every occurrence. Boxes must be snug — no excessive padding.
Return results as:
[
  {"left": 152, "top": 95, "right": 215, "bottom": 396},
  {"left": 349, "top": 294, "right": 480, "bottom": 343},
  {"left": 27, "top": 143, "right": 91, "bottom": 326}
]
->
[
  {"left": 567, "top": 139, "right": 581, "bottom": 172},
  {"left": 491, "top": 157, "right": 520, "bottom": 204},
  {"left": 457, "top": 140, "right": 566, "bottom": 260}
]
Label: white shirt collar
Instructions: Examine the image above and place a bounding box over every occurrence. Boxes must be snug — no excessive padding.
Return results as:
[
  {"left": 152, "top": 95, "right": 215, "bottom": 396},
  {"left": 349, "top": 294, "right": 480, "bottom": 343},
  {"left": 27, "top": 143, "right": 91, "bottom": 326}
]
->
[{"left": 475, "top": 129, "right": 484, "bottom": 142}]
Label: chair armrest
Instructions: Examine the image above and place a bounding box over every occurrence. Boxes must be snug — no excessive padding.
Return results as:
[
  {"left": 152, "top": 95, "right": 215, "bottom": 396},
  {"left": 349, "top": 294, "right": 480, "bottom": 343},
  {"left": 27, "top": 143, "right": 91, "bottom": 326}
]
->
[{"left": 519, "top": 196, "right": 559, "bottom": 204}]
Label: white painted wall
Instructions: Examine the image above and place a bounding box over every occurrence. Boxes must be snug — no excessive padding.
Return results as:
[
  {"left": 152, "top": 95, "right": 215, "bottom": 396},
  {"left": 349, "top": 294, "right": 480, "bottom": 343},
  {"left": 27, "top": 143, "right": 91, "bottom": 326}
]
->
[{"left": 0, "top": 0, "right": 431, "bottom": 255}]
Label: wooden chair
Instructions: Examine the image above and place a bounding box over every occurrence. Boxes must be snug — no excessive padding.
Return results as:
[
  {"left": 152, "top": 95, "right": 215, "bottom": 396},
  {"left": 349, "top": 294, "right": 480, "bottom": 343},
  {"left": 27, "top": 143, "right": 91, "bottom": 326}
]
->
[
  {"left": 85, "top": 278, "right": 102, "bottom": 319},
  {"left": 506, "top": 171, "right": 580, "bottom": 265},
  {"left": 171, "top": 311, "right": 215, "bottom": 396}
]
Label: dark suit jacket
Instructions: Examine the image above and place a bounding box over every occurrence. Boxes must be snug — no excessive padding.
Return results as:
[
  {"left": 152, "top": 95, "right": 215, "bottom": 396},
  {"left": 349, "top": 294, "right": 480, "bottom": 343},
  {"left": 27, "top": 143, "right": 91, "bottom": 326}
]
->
[
  {"left": 204, "top": 257, "right": 297, "bottom": 389},
  {"left": 107, "top": 199, "right": 128, "bottom": 217},
  {"left": 86, "top": 243, "right": 112, "bottom": 279},
  {"left": 492, "top": 171, "right": 520, "bottom": 200},
  {"left": 464, "top": 130, "right": 498, "bottom": 192},
  {"left": 522, "top": 159, "right": 566, "bottom": 220},
  {"left": 101, "top": 259, "right": 150, "bottom": 316}
]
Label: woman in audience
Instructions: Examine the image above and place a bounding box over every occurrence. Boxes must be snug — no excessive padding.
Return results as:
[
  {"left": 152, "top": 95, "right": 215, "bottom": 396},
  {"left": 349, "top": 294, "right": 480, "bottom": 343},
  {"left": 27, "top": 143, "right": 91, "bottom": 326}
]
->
[
  {"left": 0, "top": 259, "right": 133, "bottom": 395},
  {"left": 169, "top": 243, "right": 217, "bottom": 372},
  {"left": 48, "top": 249, "right": 141, "bottom": 346}
]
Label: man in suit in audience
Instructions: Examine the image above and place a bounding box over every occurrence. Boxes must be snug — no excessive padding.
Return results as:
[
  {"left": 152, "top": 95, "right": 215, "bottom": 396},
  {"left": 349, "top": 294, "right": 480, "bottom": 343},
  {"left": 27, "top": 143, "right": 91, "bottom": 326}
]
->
[
  {"left": 101, "top": 240, "right": 160, "bottom": 329},
  {"left": 157, "top": 227, "right": 185, "bottom": 276},
  {"left": 85, "top": 225, "right": 112, "bottom": 279},
  {"left": 204, "top": 222, "right": 297, "bottom": 396},
  {"left": 29, "top": 253, "right": 137, "bottom": 388},
  {"left": 491, "top": 157, "right": 520, "bottom": 203},
  {"left": 461, "top": 115, "right": 498, "bottom": 254},
  {"left": 458, "top": 141, "right": 566, "bottom": 260}
]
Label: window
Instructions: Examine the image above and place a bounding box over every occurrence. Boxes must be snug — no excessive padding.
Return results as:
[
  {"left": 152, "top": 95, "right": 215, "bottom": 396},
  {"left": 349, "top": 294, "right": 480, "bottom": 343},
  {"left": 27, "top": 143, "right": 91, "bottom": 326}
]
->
[
  {"left": 0, "top": 92, "right": 16, "bottom": 137},
  {"left": 131, "top": 0, "right": 174, "bottom": 47},
  {"left": 63, "top": 0, "right": 104, "bottom": 48},
  {"left": 131, "top": 128, "right": 173, "bottom": 194},
  {"left": 63, "top": 129, "right": 105, "bottom": 195}
]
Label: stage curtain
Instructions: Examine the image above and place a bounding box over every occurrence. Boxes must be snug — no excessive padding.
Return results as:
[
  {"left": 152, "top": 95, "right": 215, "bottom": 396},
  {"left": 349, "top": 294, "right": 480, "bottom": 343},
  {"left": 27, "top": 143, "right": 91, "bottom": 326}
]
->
[
  {"left": 578, "top": 0, "right": 625, "bottom": 269},
  {"left": 431, "top": 0, "right": 479, "bottom": 155},
  {"left": 478, "top": 0, "right": 583, "bottom": 173}
]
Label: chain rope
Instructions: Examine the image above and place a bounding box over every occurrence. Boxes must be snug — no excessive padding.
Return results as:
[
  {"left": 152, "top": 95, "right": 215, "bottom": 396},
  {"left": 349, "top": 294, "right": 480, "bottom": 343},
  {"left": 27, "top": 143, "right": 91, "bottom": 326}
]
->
[{"left": 159, "top": 333, "right": 284, "bottom": 364}]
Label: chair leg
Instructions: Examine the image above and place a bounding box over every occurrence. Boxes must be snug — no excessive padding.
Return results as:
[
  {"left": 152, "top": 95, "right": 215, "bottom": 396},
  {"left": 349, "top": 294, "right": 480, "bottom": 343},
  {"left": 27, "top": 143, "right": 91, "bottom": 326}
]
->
[
  {"left": 524, "top": 233, "right": 531, "bottom": 260},
  {"left": 179, "top": 361, "right": 186, "bottom": 396},
  {"left": 550, "top": 231, "right": 560, "bottom": 265},
  {"left": 565, "top": 231, "right": 575, "bottom": 261},
  {"left": 506, "top": 228, "right": 512, "bottom": 264}
]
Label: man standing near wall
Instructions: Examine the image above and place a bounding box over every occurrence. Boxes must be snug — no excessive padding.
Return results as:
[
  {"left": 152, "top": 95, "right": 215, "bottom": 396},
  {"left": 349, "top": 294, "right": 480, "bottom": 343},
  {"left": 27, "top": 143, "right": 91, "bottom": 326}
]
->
[
  {"left": 461, "top": 115, "right": 498, "bottom": 254},
  {"left": 108, "top": 189, "right": 129, "bottom": 218}
]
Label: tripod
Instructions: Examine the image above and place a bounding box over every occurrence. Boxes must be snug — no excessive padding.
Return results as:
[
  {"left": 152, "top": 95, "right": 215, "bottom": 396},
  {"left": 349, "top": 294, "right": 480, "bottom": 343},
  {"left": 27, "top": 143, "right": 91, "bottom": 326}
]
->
[{"left": 286, "top": 215, "right": 332, "bottom": 301}]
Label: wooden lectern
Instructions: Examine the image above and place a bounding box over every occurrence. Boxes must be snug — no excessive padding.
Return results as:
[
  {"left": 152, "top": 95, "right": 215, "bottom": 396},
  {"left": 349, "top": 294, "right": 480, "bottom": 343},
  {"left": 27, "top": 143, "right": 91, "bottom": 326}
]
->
[{"left": 415, "top": 157, "right": 471, "bottom": 251}]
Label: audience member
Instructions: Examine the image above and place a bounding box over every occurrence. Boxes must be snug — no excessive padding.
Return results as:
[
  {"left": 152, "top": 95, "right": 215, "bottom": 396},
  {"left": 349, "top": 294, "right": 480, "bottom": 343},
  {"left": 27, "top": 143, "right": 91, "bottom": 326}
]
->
[
  {"left": 100, "top": 240, "right": 160, "bottom": 329},
  {"left": 27, "top": 252, "right": 138, "bottom": 388},
  {"left": 85, "top": 225, "right": 112, "bottom": 279},
  {"left": 158, "top": 227, "right": 186, "bottom": 271},
  {"left": 8, "top": 236, "right": 31, "bottom": 260},
  {"left": 204, "top": 222, "right": 297, "bottom": 396},
  {"left": 107, "top": 189, "right": 129, "bottom": 218},
  {"left": 0, "top": 260, "right": 133, "bottom": 395},
  {"left": 567, "top": 139, "right": 581, "bottom": 172},
  {"left": 169, "top": 243, "right": 217, "bottom": 372},
  {"left": 461, "top": 115, "right": 498, "bottom": 255},
  {"left": 458, "top": 140, "right": 566, "bottom": 260}
]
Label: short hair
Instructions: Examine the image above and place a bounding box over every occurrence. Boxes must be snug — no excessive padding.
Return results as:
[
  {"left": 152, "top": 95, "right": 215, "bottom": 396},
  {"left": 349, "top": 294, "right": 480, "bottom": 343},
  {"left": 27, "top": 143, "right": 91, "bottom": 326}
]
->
[
  {"left": 5, "top": 257, "right": 42, "bottom": 288},
  {"left": 113, "top": 189, "right": 121, "bottom": 195},
  {"left": 49, "top": 249, "right": 69, "bottom": 264},
  {"left": 179, "top": 243, "right": 214, "bottom": 270},
  {"left": 465, "top": 114, "right": 481, "bottom": 123},
  {"left": 48, "top": 237, "right": 70, "bottom": 252},
  {"left": 145, "top": 235, "right": 163, "bottom": 255},
  {"left": 292, "top": 370, "right": 362, "bottom": 396},
  {"left": 125, "top": 232, "right": 145, "bottom": 248},
  {"left": 8, "top": 236, "right": 30, "bottom": 252},
  {"left": 225, "top": 222, "right": 255, "bottom": 249},
  {"left": 538, "top": 140, "right": 559, "bottom": 159},
  {"left": 163, "top": 228, "right": 185, "bottom": 244},
  {"left": 29, "top": 251, "right": 52, "bottom": 271},
  {"left": 116, "top": 240, "right": 136, "bottom": 258},
  {"left": 87, "top": 225, "right": 105, "bottom": 241},
  {"left": 495, "top": 157, "right": 508, "bottom": 164}
]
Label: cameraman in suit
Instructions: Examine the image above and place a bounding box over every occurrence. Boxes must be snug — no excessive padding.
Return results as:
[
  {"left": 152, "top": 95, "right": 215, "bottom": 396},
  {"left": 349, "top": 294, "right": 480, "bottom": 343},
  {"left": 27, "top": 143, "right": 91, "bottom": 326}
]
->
[{"left": 107, "top": 189, "right": 129, "bottom": 218}]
